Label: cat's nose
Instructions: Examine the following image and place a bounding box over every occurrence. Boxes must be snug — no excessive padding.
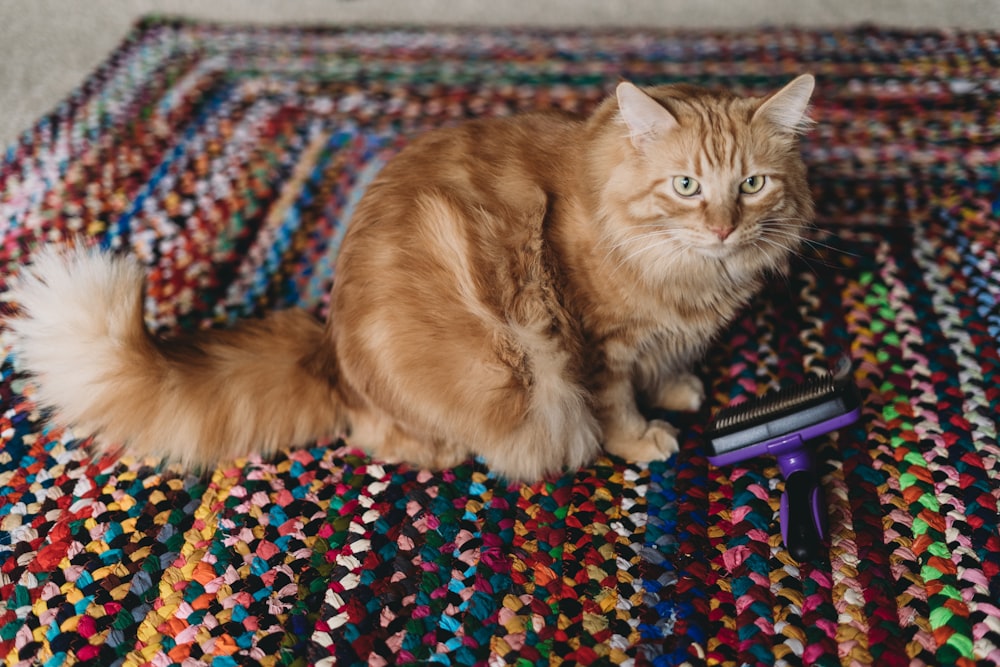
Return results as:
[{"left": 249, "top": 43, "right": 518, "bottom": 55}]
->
[{"left": 710, "top": 225, "right": 734, "bottom": 241}]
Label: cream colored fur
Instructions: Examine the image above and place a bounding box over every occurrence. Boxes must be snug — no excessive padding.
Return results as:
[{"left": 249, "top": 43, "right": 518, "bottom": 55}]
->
[
  {"left": 6, "top": 75, "right": 815, "bottom": 481},
  {"left": 7, "top": 247, "right": 345, "bottom": 468}
]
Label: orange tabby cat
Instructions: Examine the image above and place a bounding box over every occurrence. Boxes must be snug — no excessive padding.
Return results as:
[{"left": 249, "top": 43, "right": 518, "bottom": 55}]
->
[{"left": 7, "top": 75, "right": 815, "bottom": 481}]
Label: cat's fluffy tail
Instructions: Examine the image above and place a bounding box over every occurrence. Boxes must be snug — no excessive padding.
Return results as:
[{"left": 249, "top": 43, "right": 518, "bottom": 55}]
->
[{"left": 5, "top": 246, "right": 346, "bottom": 469}]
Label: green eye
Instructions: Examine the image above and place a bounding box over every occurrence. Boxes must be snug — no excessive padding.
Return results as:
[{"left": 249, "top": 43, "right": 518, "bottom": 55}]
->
[
  {"left": 672, "top": 176, "right": 701, "bottom": 197},
  {"left": 740, "top": 175, "right": 766, "bottom": 194}
]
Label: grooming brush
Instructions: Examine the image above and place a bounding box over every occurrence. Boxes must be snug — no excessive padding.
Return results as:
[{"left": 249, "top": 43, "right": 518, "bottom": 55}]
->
[{"left": 704, "top": 357, "right": 861, "bottom": 562}]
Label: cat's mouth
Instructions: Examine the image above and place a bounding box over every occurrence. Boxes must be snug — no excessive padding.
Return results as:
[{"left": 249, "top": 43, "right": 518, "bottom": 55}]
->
[{"left": 693, "top": 237, "right": 741, "bottom": 259}]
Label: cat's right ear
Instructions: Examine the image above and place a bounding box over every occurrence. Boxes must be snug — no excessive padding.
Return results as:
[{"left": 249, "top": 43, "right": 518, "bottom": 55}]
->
[{"left": 616, "top": 82, "right": 678, "bottom": 149}]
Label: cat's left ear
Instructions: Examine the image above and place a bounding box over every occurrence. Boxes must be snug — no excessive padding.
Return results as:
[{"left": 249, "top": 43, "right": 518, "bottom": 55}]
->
[
  {"left": 754, "top": 74, "right": 816, "bottom": 134},
  {"left": 616, "top": 81, "right": 679, "bottom": 148}
]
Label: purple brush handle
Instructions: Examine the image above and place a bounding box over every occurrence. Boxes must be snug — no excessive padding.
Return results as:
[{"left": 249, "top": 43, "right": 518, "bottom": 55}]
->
[
  {"left": 780, "top": 468, "right": 827, "bottom": 561},
  {"left": 712, "top": 430, "right": 827, "bottom": 558}
]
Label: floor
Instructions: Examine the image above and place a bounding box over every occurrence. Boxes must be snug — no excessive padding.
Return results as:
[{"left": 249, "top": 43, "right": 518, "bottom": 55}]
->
[{"left": 0, "top": 0, "right": 998, "bottom": 148}]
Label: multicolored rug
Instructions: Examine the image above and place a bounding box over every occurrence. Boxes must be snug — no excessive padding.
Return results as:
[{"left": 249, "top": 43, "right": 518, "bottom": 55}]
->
[{"left": 1, "top": 16, "right": 999, "bottom": 666}]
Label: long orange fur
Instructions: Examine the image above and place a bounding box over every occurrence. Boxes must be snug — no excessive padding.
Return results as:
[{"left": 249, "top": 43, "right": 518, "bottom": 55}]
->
[{"left": 6, "top": 76, "right": 816, "bottom": 481}]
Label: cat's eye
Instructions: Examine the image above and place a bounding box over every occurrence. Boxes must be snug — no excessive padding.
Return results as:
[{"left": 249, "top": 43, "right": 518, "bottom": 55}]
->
[
  {"left": 740, "top": 175, "right": 766, "bottom": 194},
  {"left": 672, "top": 176, "right": 701, "bottom": 197}
]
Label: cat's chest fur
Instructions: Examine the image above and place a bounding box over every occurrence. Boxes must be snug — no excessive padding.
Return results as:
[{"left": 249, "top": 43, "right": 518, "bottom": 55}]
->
[{"left": 571, "top": 268, "right": 750, "bottom": 391}]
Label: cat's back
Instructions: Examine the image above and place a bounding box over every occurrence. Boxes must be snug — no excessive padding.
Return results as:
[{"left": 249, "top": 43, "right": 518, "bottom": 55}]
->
[
  {"left": 358, "top": 110, "right": 583, "bottom": 217},
  {"left": 335, "top": 110, "right": 584, "bottom": 293}
]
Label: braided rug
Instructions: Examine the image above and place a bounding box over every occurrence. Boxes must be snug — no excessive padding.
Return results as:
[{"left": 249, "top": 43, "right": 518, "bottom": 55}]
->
[{"left": 1, "top": 17, "right": 998, "bottom": 666}]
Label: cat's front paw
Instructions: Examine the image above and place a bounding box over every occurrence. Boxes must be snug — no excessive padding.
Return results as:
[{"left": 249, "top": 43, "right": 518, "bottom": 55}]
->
[
  {"left": 604, "top": 419, "right": 679, "bottom": 462},
  {"left": 654, "top": 373, "right": 705, "bottom": 412}
]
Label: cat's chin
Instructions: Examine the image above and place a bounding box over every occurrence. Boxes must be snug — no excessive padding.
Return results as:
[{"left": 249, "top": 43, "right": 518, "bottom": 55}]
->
[{"left": 692, "top": 243, "right": 736, "bottom": 260}]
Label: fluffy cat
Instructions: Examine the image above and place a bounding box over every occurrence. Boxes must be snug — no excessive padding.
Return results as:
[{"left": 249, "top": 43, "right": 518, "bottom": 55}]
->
[{"left": 6, "top": 75, "right": 815, "bottom": 481}]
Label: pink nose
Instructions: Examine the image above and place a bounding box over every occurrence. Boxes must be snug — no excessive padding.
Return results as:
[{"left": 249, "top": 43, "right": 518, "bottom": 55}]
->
[{"left": 711, "top": 226, "right": 734, "bottom": 241}]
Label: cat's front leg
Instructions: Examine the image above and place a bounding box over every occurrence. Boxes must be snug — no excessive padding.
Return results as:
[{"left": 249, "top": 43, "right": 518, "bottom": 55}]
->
[
  {"left": 598, "top": 375, "right": 680, "bottom": 462},
  {"left": 651, "top": 371, "right": 705, "bottom": 412},
  {"left": 633, "top": 347, "right": 706, "bottom": 413}
]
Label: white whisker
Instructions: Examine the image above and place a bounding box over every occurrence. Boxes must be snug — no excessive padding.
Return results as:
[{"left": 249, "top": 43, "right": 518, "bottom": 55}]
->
[
  {"left": 599, "top": 228, "right": 688, "bottom": 273},
  {"left": 755, "top": 233, "right": 844, "bottom": 274},
  {"left": 761, "top": 227, "right": 861, "bottom": 260},
  {"left": 617, "top": 234, "right": 689, "bottom": 267}
]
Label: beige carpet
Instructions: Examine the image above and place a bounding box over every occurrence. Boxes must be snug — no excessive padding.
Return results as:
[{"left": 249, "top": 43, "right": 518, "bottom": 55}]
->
[{"left": 1, "top": 0, "right": 999, "bottom": 148}]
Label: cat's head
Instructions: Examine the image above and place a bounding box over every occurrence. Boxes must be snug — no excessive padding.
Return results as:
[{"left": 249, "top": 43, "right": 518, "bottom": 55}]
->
[{"left": 594, "top": 75, "right": 815, "bottom": 286}]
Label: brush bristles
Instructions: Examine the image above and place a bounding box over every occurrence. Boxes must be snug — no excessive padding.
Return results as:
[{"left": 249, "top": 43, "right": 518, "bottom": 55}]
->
[{"left": 710, "top": 374, "right": 837, "bottom": 433}]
